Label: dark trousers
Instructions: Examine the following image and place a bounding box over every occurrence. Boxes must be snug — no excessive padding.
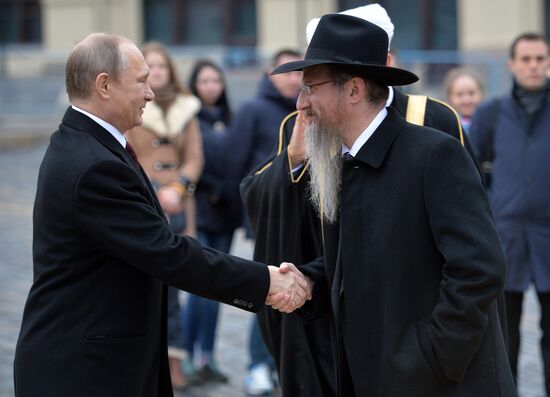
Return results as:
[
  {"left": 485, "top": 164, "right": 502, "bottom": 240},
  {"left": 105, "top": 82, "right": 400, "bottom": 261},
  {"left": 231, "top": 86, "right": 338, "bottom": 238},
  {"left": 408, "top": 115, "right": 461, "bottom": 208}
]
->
[{"left": 506, "top": 290, "right": 550, "bottom": 395}]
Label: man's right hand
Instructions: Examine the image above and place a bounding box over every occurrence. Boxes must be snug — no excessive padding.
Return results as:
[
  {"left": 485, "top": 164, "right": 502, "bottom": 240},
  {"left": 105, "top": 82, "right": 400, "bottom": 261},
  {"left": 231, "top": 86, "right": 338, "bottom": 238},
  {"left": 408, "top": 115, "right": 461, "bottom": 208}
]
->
[
  {"left": 287, "top": 111, "right": 307, "bottom": 167},
  {"left": 266, "top": 263, "right": 312, "bottom": 313}
]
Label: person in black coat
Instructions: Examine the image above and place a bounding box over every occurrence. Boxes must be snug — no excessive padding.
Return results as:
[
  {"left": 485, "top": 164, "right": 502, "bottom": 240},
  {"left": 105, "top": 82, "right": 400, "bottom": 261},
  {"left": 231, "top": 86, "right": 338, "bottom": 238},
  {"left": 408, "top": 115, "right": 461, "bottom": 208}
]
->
[
  {"left": 267, "top": 14, "right": 515, "bottom": 397},
  {"left": 12, "top": 33, "right": 309, "bottom": 397},
  {"left": 241, "top": 6, "right": 490, "bottom": 397},
  {"left": 222, "top": 49, "right": 305, "bottom": 395}
]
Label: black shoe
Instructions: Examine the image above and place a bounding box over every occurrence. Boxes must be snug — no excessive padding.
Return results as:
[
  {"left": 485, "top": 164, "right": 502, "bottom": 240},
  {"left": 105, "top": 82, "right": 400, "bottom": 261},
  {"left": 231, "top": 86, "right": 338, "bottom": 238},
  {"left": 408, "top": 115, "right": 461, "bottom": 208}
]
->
[{"left": 197, "top": 364, "right": 229, "bottom": 383}]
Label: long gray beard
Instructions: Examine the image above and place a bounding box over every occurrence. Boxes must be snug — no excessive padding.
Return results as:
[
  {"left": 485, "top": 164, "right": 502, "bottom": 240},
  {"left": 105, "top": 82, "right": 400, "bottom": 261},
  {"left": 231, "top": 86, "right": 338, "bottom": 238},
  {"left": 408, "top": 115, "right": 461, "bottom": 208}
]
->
[{"left": 305, "top": 119, "right": 343, "bottom": 224}]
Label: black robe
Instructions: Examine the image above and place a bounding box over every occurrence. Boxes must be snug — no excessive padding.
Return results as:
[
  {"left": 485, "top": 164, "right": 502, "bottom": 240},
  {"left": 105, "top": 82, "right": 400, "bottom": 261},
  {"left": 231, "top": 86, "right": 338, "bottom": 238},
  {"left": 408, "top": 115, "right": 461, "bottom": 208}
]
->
[{"left": 240, "top": 91, "right": 489, "bottom": 397}]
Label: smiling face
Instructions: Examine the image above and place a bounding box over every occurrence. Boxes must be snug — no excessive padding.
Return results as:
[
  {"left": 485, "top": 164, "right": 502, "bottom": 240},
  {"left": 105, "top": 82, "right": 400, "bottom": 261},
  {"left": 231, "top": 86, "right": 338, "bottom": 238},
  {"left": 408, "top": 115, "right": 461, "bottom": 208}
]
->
[
  {"left": 448, "top": 74, "right": 484, "bottom": 118},
  {"left": 108, "top": 43, "right": 154, "bottom": 132},
  {"left": 296, "top": 65, "right": 346, "bottom": 133}
]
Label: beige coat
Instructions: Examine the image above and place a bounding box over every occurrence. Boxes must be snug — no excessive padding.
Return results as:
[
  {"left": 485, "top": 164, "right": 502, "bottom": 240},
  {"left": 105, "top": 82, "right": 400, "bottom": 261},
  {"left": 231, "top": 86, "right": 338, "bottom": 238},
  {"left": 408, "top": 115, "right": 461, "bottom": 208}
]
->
[{"left": 126, "top": 94, "right": 204, "bottom": 236}]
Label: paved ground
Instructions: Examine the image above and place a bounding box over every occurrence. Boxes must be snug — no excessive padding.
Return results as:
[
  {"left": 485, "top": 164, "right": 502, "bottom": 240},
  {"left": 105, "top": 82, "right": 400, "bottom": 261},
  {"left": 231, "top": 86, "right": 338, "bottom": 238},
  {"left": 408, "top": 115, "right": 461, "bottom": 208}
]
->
[{"left": 0, "top": 142, "right": 546, "bottom": 396}]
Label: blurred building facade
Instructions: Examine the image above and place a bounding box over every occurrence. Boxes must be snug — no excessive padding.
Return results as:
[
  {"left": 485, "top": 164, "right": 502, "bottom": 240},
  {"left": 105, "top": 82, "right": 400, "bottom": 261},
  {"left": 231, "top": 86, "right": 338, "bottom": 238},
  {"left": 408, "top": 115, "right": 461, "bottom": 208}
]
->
[
  {"left": 1, "top": 0, "right": 547, "bottom": 52},
  {"left": 0, "top": 0, "right": 548, "bottom": 116}
]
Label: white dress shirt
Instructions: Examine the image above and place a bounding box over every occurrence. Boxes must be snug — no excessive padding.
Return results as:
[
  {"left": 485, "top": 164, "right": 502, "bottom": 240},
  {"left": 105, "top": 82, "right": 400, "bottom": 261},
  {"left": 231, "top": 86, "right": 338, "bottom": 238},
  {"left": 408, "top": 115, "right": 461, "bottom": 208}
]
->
[
  {"left": 72, "top": 105, "right": 127, "bottom": 148},
  {"left": 342, "top": 107, "right": 388, "bottom": 157},
  {"left": 341, "top": 87, "right": 393, "bottom": 157}
]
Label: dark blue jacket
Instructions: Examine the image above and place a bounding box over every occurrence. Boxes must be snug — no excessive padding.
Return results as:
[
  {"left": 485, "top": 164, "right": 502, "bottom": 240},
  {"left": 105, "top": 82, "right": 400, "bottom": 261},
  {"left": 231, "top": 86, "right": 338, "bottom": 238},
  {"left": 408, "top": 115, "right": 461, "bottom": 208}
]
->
[
  {"left": 195, "top": 106, "right": 242, "bottom": 233},
  {"left": 226, "top": 74, "right": 297, "bottom": 178},
  {"left": 224, "top": 74, "right": 297, "bottom": 236},
  {"left": 469, "top": 81, "right": 550, "bottom": 292}
]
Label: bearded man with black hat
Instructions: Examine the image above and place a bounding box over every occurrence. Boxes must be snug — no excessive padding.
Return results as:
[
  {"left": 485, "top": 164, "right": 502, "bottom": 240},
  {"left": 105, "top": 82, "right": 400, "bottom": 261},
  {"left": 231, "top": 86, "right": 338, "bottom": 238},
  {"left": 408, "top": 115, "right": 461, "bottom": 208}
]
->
[
  {"left": 241, "top": 5, "right": 502, "bottom": 397},
  {"left": 264, "top": 13, "right": 516, "bottom": 397}
]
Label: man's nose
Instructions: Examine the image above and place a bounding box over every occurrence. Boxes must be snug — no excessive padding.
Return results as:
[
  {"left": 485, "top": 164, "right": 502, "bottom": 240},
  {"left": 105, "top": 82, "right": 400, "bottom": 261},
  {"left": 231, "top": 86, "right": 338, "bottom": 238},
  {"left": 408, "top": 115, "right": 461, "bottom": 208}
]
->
[
  {"left": 145, "top": 84, "right": 155, "bottom": 102},
  {"left": 296, "top": 90, "right": 309, "bottom": 111}
]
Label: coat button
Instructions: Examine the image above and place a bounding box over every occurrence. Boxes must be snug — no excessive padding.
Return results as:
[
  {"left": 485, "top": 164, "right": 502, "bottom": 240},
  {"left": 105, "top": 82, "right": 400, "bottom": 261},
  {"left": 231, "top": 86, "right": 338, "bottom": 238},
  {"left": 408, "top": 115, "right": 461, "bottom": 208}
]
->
[
  {"left": 233, "top": 298, "right": 239, "bottom": 304},
  {"left": 248, "top": 303, "right": 253, "bottom": 308}
]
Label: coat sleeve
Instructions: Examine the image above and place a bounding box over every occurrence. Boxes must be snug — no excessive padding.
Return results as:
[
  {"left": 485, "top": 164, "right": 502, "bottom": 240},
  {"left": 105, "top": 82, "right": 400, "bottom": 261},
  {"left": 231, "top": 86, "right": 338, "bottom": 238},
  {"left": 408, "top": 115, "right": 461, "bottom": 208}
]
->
[
  {"left": 420, "top": 137, "right": 506, "bottom": 382},
  {"left": 298, "top": 256, "right": 330, "bottom": 319},
  {"left": 241, "top": 147, "right": 313, "bottom": 264},
  {"left": 73, "top": 158, "right": 270, "bottom": 312},
  {"left": 240, "top": 113, "right": 329, "bottom": 319}
]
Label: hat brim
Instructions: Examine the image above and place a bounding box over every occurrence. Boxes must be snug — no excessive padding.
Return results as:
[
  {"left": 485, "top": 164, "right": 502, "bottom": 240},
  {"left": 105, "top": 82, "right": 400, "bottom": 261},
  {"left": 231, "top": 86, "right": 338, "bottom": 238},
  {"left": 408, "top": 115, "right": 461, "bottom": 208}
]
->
[{"left": 272, "top": 59, "right": 418, "bottom": 86}]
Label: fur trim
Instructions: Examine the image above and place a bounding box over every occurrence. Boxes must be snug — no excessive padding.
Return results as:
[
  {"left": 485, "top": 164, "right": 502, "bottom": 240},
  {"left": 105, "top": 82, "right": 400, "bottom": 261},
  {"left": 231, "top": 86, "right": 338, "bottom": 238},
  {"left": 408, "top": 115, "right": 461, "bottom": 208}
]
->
[{"left": 141, "top": 94, "right": 200, "bottom": 138}]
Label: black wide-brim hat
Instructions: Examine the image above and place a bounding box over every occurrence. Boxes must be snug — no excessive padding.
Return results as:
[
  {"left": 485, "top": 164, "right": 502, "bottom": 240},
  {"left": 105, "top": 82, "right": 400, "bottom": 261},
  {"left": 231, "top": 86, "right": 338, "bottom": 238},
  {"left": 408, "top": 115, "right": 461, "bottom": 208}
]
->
[{"left": 272, "top": 13, "right": 418, "bottom": 87}]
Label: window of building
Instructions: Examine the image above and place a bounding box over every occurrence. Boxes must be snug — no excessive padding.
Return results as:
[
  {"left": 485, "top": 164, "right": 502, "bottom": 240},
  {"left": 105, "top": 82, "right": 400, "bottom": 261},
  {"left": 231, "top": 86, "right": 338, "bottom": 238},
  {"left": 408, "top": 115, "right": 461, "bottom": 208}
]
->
[
  {"left": 338, "top": 0, "right": 457, "bottom": 50},
  {"left": 144, "top": 0, "right": 256, "bottom": 46},
  {"left": 0, "top": 0, "right": 42, "bottom": 44}
]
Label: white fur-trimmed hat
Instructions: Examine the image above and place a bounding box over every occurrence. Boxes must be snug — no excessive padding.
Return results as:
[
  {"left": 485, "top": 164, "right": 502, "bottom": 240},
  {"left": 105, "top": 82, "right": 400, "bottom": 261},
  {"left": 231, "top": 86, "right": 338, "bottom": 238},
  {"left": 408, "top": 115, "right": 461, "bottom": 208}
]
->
[{"left": 306, "top": 3, "right": 394, "bottom": 50}]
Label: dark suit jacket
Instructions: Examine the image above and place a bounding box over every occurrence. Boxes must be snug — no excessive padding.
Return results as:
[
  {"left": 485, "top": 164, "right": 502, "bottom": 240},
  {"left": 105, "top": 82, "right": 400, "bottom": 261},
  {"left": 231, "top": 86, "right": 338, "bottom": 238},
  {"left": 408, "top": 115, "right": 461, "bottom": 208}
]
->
[
  {"left": 301, "top": 108, "right": 516, "bottom": 396},
  {"left": 13, "top": 107, "right": 269, "bottom": 397}
]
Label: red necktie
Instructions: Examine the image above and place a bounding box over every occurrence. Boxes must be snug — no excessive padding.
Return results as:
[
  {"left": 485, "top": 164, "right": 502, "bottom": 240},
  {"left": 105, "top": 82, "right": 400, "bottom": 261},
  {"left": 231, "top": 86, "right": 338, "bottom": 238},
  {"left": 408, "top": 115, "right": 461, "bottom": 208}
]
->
[{"left": 125, "top": 141, "right": 139, "bottom": 165}]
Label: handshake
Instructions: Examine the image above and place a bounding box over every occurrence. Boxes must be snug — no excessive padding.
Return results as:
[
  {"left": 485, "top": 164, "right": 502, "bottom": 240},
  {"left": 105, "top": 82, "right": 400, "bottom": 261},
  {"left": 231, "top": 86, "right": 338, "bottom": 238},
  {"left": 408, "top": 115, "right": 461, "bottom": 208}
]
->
[{"left": 266, "top": 263, "right": 313, "bottom": 313}]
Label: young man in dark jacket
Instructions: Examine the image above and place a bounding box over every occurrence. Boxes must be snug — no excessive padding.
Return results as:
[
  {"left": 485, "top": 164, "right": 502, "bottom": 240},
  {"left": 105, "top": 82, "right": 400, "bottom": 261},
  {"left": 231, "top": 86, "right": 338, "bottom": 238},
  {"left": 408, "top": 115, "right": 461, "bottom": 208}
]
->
[{"left": 469, "top": 32, "right": 550, "bottom": 394}]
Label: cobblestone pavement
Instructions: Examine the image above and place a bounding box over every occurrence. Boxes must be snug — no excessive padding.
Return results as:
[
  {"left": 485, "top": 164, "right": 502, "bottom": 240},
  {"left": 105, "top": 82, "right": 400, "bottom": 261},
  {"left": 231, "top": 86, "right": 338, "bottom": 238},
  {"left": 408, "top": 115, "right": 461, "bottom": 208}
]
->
[{"left": 0, "top": 143, "right": 545, "bottom": 397}]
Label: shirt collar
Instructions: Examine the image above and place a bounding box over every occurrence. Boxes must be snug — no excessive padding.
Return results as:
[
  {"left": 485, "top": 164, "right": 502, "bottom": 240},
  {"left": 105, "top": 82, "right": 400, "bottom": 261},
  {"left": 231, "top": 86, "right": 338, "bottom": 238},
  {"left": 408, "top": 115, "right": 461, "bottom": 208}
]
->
[
  {"left": 342, "top": 106, "right": 389, "bottom": 157},
  {"left": 386, "top": 86, "right": 394, "bottom": 108},
  {"left": 71, "top": 105, "right": 127, "bottom": 148}
]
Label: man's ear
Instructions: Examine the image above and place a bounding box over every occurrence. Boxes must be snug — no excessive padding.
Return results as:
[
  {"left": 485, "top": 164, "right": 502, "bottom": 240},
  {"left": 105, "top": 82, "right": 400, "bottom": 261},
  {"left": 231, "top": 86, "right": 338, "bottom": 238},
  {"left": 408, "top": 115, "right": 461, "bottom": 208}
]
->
[
  {"left": 349, "top": 77, "right": 365, "bottom": 104},
  {"left": 95, "top": 73, "right": 110, "bottom": 99}
]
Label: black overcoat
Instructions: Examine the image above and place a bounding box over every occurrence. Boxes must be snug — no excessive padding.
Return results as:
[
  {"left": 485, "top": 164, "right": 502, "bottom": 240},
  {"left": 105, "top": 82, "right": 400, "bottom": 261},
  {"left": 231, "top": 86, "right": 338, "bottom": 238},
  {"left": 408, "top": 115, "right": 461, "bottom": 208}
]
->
[
  {"left": 240, "top": 91, "right": 486, "bottom": 397},
  {"left": 300, "top": 107, "right": 515, "bottom": 396},
  {"left": 14, "top": 107, "right": 270, "bottom": 397}
]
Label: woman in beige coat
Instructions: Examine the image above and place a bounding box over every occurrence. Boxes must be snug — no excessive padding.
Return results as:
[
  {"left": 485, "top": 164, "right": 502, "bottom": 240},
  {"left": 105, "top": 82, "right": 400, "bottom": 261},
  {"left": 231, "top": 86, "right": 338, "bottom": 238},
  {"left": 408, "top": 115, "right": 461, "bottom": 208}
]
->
[{"left": 126, "top": 42, "right": 203, "bottom": 392}]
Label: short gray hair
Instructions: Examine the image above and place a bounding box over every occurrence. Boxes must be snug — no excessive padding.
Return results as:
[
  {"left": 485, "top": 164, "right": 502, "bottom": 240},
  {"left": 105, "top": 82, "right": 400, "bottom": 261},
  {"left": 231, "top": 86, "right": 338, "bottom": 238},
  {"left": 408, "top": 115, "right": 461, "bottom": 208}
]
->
[{"left": 65, "top": 33, "right": 128, "bottom": 101}]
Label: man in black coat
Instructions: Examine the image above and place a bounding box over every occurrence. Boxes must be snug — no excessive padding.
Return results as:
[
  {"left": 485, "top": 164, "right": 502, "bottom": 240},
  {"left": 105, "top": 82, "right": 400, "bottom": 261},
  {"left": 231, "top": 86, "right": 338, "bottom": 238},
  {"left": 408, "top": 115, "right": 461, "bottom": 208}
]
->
[
  {"left": 240, "top": 90, "right": 475, "bottom": 397},
  {"left": 241, "top": 6, "right": 487, "bottom": 397},
  {"left": 267, "top": 14, "right": 515, "bottom": 397},
  {"left": 13, "top": 33, "right": 309, "bottom": 397}
]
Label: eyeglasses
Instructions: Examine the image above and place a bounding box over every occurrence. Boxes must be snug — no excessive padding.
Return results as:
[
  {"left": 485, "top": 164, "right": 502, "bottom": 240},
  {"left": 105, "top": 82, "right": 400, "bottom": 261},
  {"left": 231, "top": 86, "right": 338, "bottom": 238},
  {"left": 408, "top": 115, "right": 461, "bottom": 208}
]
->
[{"left": 300, "top": 80, "right": 334, "bottom": 96}]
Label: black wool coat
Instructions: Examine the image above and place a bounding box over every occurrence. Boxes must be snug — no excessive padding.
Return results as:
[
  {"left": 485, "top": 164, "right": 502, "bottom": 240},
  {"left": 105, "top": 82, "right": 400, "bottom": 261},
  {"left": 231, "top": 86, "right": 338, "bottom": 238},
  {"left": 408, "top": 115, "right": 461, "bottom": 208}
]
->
[
  {"left": 240, "top": 91, "right": 488, "bottom": 397},
  {"left": 300, "top": 107, "right": 516, "bottom": 397},
  {"left": 14, "top": 107, "right": 269, "bottom": 397}
]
